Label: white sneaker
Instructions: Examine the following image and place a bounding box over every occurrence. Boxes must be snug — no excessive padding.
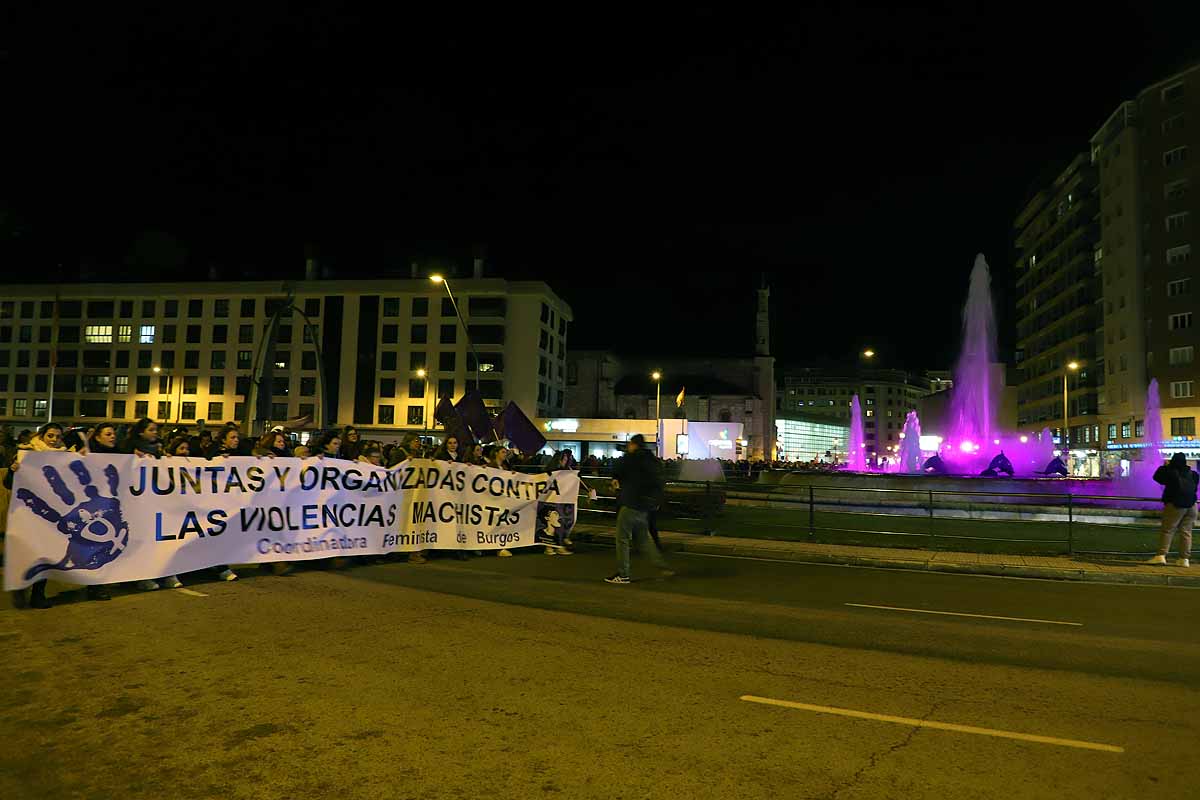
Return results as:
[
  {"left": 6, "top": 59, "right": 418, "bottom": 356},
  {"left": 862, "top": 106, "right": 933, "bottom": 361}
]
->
[
  {"left": 161, "top": 576, "right": 183, "bottom": 589},
  {"left": 544, "top": 546, "right": 558, "bottom": 556},
  {"left": 136, "top": 579, "right": 160, "bottom": 591},
  {"left": 1180, "top": 559, "right": 1191, "bottom": 568},
  {"left": 218, "top": 568, "right": 239, "bottom": 581},
  {"left": 553, "top": 545, "right": 573, "bottom": 556},
  {"left": 1147, "top": 555, "right": 1168, "bottom": 565},
  {"left": 498, "top": 549, "right": 513, "bottom": 558}
]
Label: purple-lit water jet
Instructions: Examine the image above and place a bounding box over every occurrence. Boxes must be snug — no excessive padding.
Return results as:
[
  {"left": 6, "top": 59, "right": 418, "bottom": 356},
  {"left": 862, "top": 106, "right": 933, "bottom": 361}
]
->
[{"left": 846, "top": 394, "right": 866, "bottom": 471}]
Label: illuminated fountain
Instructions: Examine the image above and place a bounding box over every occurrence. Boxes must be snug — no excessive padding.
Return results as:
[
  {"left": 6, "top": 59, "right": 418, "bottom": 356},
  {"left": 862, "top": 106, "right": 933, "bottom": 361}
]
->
[
  {"left": 846, "top": 394, "right": 866, "bottom": 471},
  {"left": 1133, "top": 379, "right": 1165, "bottom": 491},
  {"left": 948, "top": 254, "right": 996, "bottom": 452},
  {"left": 897, "top": 411, "right": 923, "bottom": 473}
]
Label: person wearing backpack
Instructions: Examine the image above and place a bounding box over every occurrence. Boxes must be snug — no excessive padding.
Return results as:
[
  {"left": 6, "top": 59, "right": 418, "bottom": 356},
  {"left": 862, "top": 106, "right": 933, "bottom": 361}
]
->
[{"left": 1148, "top": 452, "right": 1199, "bottom": 567}]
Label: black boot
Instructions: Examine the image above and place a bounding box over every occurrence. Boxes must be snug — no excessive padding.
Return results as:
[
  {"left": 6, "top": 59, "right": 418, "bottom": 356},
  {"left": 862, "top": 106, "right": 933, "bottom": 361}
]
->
[
  {"left": 30, "top": 580, "right": 51, "bottom": 609},
  {"left": 86, "top": 585, "right": 112, "bottom": 601}
]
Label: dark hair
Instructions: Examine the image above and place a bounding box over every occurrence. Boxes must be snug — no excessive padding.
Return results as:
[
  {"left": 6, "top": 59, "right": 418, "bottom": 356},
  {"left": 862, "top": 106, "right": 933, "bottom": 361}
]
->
[
  {"left": 360, "top": 442, "right": 382, "bottom": 458},
  {"left": 165, "top": 436, "right": 192, "bottom": 456},
  {"left": 313, "top": 430, "right": 342, "bottom": 454},
  {"left": 215, "top": 425, "right": 239, "bottom": 448},
  {"left": 89, "top": 422, "right": 117, "bottom": 439},
  {"left": 629, "top": 434, "right": 645, "bottom": 446},
  {"left": 38, "top": 422, "right": 65, "bottom": 436},
  {"left": 129, "top": 418, "right": 156, "bottom": 438}
]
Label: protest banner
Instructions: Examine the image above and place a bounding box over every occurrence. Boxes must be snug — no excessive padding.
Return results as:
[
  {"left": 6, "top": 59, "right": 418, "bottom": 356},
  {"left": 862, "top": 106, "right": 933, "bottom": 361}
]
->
[{"left": 4, "top": 453, "right": 579, "bottom": 590}]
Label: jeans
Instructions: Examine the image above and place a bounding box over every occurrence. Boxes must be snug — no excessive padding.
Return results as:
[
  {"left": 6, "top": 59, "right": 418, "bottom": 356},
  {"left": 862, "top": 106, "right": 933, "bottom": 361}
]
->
[
  {"left": 1158, "top": 504, "right": 1197, "bottom": 558},
  {"left": 615, "top": 506, "right": 667, "bottom": 578}
]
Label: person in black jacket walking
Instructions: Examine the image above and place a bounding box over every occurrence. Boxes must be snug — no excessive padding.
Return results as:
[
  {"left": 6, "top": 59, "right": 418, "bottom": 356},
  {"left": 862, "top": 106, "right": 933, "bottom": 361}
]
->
[
  {"left": 604, "top": 434, "right": 672, "bottom": 584},
  {"left": 1149, "top": 452, "right": 1199, "bottom": 567}
]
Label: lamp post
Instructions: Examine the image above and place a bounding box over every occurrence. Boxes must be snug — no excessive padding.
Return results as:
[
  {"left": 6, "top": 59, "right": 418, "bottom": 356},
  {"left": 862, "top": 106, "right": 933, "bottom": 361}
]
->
[
  {"left": 862, "top": 349, "right": 875, "bottom": 359},
  {"left": 651, "top": 371, "right": 662, "bottom": 457},
  {"left": 429, "top": 274, "right": 481, "bottom": 394},
  {"left": 651, "top": 371, "right": 662, "bottom": 420},
  {"left": 416, "top": 368, "right": 429, "bottom": 433},
  {"left": 152, "top": 365, "right": 182, "bottom": 424},
  {"left": 1063, "top": 360, "right": 1080, "bottom": 453}
]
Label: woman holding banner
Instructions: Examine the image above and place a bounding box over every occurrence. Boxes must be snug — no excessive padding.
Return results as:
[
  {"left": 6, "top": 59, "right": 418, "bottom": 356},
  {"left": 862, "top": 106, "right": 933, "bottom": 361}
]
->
[
  {"left": 484, "top": 444, "right": 515, "bottom": 558},
  {"left": 202, "top": 426, "right": 241, "bottom": 582},
  {"left": 119, "top": 418, "right": 163, "bottom": 458},
  {"left": 9, "top": 423, "right": 113, "bottom": 607}
]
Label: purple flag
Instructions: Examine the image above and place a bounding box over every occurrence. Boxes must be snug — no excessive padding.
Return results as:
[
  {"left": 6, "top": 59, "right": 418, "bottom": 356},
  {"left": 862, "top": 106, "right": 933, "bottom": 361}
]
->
[
  {"left": 455, "top": 390, "right": 497, "bottom": 443},
  {"left": 497, "top": 402, "right": 546, "bottom": 454},
  {"left": 435, "top": 396, "right": 472, "bottom": 444}
]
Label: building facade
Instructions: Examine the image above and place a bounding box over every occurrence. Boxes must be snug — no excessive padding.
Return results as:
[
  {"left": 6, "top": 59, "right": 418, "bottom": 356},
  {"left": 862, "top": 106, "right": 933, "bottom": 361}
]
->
[
  {"left": 776, "top": 368, "right": 934, "bottom": 459},
  {"left": 565, "top": 351, "right": 776, "bottom": 460},
  {"left": 1012, "top": 153, "right": 1103, "bottom": 449},
  {"left": 0, "top": 276, "right": 571, "bottom": 436},
  {"left": 563, "top": 285, "right": 776, "bottom": 460},
  {"left": 1091, "top": 62, "right": 1200, "bottom": 460}
]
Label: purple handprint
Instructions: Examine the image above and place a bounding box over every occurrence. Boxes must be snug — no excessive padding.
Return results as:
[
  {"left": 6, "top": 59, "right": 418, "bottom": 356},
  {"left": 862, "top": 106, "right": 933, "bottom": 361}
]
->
[{"left": 17, "top": 459, "right": 130, "bottom": 580}]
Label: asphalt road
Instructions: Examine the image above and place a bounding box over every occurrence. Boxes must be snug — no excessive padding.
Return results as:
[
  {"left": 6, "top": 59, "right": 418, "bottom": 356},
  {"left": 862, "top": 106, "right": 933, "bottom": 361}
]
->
[{"left": 3, "top": 546, "right": 1199, "bottom": 799}]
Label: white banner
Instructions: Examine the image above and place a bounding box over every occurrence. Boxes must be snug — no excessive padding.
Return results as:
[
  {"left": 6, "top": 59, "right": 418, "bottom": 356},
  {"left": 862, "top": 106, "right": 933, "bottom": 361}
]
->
[{"left": 4, "top": 454, "right": 579, "bottom": 590}]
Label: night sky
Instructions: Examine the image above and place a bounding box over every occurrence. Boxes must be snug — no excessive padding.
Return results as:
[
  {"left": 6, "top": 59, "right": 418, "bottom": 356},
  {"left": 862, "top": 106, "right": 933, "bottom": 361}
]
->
[{"left": 5, "top": 5, "right": 1200, "bottom": 370}]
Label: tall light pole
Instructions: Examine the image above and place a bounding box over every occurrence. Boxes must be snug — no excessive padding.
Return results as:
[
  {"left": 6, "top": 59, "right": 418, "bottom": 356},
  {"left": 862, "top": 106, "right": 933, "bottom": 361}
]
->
[
  {"left": 651, "top": 371, "right": 662, "bottom": 457},
  {"left": 651, "top": 371, "right": 662, "bottom": 420},
  {"left": 429, "top": 274, "right": 482, "bottom": 394},
  {"left": 152, "top": 365, "right": 182, "bottom": 424},
  {"left": 1063, "top": 360, "right": 1080, "bottom": 454},
  {"left": 416, "top": 368, "right": 429, "bottom": 433}
]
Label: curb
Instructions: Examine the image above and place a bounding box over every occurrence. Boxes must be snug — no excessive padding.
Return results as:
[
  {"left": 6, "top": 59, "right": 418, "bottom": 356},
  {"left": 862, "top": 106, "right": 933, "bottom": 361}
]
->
[{"left": 577, "top": 530, "right": 1200, "bottom": 588}]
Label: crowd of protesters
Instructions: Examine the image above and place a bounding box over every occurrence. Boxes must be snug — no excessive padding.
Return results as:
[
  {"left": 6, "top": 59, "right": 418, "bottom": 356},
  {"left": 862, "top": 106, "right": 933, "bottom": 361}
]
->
[{"left": 0, "top": 419, "right": 604, "bottom": 609}]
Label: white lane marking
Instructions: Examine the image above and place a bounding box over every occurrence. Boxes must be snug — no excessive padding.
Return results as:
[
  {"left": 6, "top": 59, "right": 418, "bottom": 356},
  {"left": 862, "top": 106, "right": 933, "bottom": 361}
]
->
[
  {"left": 844, "top": 602, "right": 1082, "bottom": 627},
  {"left": 739, "top": 695, "right": 1123, "bottom": 753},
  {"left": 676, "top": 551, "right": 1191, "bottom": 589},
  {"left": 175, "top": 588, "right": 208, "bottom": 597}
]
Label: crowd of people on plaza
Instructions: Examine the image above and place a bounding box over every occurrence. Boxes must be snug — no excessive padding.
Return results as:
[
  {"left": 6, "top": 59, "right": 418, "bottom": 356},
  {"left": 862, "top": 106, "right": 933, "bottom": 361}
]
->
[{"left": 0, "top": 418, "right": 668, "bottom": 609}]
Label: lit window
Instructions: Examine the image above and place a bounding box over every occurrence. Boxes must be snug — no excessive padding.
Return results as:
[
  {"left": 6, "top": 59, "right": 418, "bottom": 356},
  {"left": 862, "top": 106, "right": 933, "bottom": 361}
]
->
[
  {"left": 117, "top": 325, "right": 132, "bottom": 343},
  {"left": 139, "top": 324, "right": 155, "bottom": 343},
  {"left": 85, "top": 325, "right": 113, "bottom": 343}
]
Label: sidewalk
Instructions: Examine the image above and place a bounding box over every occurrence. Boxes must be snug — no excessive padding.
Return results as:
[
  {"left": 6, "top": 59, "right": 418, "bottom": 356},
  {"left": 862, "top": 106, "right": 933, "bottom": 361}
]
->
[{"left": 573, "top": 523, "right": 1200, "bottom": 588}]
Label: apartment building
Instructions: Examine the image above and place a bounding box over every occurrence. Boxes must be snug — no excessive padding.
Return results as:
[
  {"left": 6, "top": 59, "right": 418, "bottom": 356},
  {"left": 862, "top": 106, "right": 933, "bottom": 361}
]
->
[
  {"left": 0, "top": 276, "right": 571, "bottom": 435},
  {"left": 1012, "top": 153, "right": 1103, "bottom": 448},
  {"left": 1091, "top": 62, "right": 1200, "bottom": 457}
]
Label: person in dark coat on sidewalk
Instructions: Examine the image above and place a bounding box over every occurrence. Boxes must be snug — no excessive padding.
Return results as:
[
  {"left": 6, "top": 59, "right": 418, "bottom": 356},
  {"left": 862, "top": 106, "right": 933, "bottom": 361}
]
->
[
  {"left": 604, "top": 434, "right": 672, "bottom": 584},
  {"left": 1148, "top": 452, "right": 1199, "bottom": 567}
]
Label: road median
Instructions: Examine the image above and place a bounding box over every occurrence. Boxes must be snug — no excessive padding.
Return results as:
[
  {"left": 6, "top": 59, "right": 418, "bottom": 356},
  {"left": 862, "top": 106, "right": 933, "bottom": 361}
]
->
[{"left": 573, "top": 524, "right": 1200, "bottom": 588}]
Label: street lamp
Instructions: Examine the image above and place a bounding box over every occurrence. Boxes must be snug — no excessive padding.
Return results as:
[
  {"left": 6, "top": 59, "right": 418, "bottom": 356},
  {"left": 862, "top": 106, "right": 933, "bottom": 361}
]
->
[
  {"left": 651, "top": 371, "right": 662, "bottom": 420},
  {"left": 1063, "top": 361, "right": 1080, "bottom": 453},
  {"left": 862, "top": 349, "right": 875, "bottom": 359},
  {"left": 429, "top": 274, "right": 482, "bottom": 393},
  {"left": 152, "top": 366, "right": 182, "bottom": 424},
  {"left": 416, "top": 368, "right": 429, "bottom": 432}
]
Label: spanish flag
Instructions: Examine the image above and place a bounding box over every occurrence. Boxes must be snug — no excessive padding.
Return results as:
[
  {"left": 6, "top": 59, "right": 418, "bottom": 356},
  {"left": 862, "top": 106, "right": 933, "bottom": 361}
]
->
[{"left": 675, "top": 387, "right": 686, "bottom": 408}]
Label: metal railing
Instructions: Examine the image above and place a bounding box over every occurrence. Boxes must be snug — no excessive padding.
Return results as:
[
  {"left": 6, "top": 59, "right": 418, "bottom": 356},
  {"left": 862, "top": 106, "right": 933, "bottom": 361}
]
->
[{"left": 571, "top": 473, "right": 1172, "bottom": 557}]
